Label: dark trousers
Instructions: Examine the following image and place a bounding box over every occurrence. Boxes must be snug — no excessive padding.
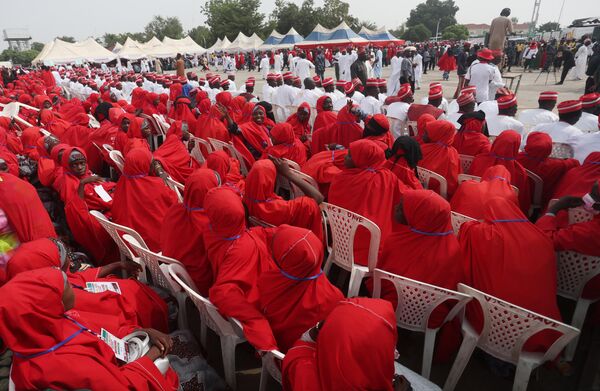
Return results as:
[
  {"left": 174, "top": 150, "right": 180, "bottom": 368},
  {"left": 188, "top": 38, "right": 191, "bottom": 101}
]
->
[
  {"left": 334, "top": 64, "right": 340, "bottom": 80},
  {"left": 317, "top": 70, "right": 325, "bottom": 80},
  {"left": 560, "top": 65, "right": 573, "bottom": 83},
  {"left": 423, "top": 61, "right": 429, "bottom": 73}
]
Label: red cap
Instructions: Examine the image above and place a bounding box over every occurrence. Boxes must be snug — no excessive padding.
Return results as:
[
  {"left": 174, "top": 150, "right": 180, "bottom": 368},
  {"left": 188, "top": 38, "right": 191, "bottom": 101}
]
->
[
  {"left": 312, "top": 75, "right": 321, "bottom": 83},
  {"left": 352, "top": 77, "right": 362, "bottom": 87},
  {"left": 396, "top": 84, "right": 412, "bottom": 99},
  {"left": 539, "top": 91, "right": 558, "bottom": 101},
  {"left": 220, "top": 79, "right": 230, "bottom": 87},
  {"left": 322, "top": 77, "right": 334, "bottom": 87},
  {"left": 344, "top": 82, "right": 355, "bottom": 94},
  {"left": 496, "top": 87, "right": 511, "bottom": 97},
  {"left": 429, "top": 86, "right": 443, "bottom": 99},
  {"left": 377, "top": 79, "right": 386, "bottom": 88},
  {"left": 497, "top": 94, "right": 517, "bottom": 109},
  {"left": 557, "top": 100, "right": 582, "bottom": 114},
  {"left": 245, "top": 79, "right": 255, "bottom": 87},
  {"left": 457, "top": 93, "right": 475, "bottom": 106},
  {"left": 293, "top": 77, "right": 302, "bottom": 86},
  {"left": 429, "top": 82, "right": 442, "bottom": 89},
  {"left": 336, "top": 79, "right": 347, "bottom": 87},
  {"left": 580, "top": 93, "right": 600, "bottom": 108},
  {"left": 266, "top": 73, "right": 276, "bottom": 81},
  {"left": 283, "top": 72, "right": 294, "bottom": 80},
  {"left": 477, "top": 49, "right": 494, "bottom": 61},
  {"left": 366, "top": 78, "right": 379, "bottom": 88},
  {"left": 209, "top": 76, "right": 220, "bottom": 84},
  {"left": 461, "top": 86, "right": 476, "bottom": 94}
]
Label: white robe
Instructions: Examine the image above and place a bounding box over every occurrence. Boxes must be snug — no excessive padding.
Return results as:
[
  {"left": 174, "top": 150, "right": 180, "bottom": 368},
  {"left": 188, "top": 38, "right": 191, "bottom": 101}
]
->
[
  {"left": 274, "top": 54, "right": 283, "bottom": 73},
  {"left": 359, "top": 96, "right": 383, "bottom": 115},
  {"left": 295, "top": 59, "right": 315, "bottom": 82},
  {"left": 572, "top": 132, "right": 600, "bottom": 163},
  {"left": 517, "top": 109, "right": 559, "bottom": 131},
  {"left": 292, "top": 89, "right": 320, "bottom": 107},
  {"left": 387, "top": 56, "right": 402, "bottom": 96},
  {"left": 413, "top": 54, "right": 423, "bottom": 88},
  {"left": 486, "top": 115, "right": 525, "bottom": 137},
  {"left": 530, "top": 121, "right": 583, "bottom": 145},
  {"left": 272, "top": 85, "right": 297, "bottom": 107},
  {"left": 573, "top": 45, "right": 591, "bottom": 80},
  {"left": 574, "top": 112, "right": 599, "bottom": 133},
  {"left": 259, "top": 57, "right": 270, "bottom": 79}
]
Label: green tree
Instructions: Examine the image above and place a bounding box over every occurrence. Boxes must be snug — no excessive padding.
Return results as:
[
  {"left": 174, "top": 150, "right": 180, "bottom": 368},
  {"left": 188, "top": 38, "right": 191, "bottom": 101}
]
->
[
  {"left": 406, "top": 0, "right": 458, "bottom": 37},
  {"left": 402, "top": 24, "right": 432, "bottom": 42},
  {"left": 56, "top": 36, "right": 76, "bottom": 43},
  {"left": 0, "top": 49, "right": 40, "bottom": 66},
  {"left": 31, "top": 42, "right": 45, "bottom": 52},
  {"left": 441, "top": 24, "right": 469, "bottom": 40},
  {"left": 318, "top": 0, "right": 357, "bottom": 29},
  {"left": 188, "top": 26, "right": 215, "bottom": 48},
  {"left": 269, "top": 0, "right": 316, "bottom": 37},
  {"left": 390, "top": 25, "right": 406, "bottom": 39},
  {"left": 102, "top": 32, "right": 146, "bottom": 48},
  {"left": 202, "top": 0, "right": 265, "bottom": 40},
  {"left": 353, "top": 20, "right": 378, "bottom": 33},
  {"left": 144, "top": 16, "right": 184, "bottom": 40},
  {"left": 538, "top": 22, "right": 560, "bottom": 32}
]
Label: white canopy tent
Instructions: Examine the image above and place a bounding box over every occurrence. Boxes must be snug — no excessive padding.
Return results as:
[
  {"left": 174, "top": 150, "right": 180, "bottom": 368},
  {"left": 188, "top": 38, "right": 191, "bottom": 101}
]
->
[
  {"left": 162, "top": 36, "right": 206, "bottom": 55},
  {"left": 117, "top": 37, "right": 148, "bottom": 60},
  {"left": 228, "top": 32, "right": 251, "bottom": 52},
  {"left": 72, "top": 38, "right": 117, "bottom": 63},
  {"left": 259, "top": 30, "right": 284, "bottom": 50},
  {"left": 33, "top": 38, "right": 116, "bottom": 65},
  {"left": 207, "top": 36, "right": 232, "bottom": 52}
]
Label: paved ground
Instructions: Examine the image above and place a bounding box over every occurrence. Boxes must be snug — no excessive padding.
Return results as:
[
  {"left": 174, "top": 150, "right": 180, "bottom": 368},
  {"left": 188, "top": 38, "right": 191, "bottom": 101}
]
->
[{"left": 171, "top": 64, "right": 588, "bottom": 112}]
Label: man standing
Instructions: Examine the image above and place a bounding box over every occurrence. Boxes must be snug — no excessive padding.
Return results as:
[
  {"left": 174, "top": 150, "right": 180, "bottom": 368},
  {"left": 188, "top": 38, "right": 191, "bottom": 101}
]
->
[
  {"left": 175, "top": 53, "right": 185, "bottom": 78},
  {"left": 422, "top": 47, "right": 430, "bottom": 74},
  {"left": 387, "top": 51, "right": 402, "bottom": 96},
  {"left": 374, "top": 47, "right": 383, "bottom": 78},
  {"left": 315, "top": 49, "right": 326, "bottom": 81},
  {"left": 259, "top": 53, "right": 270, "bottom": 80},
  {"left": 465, "top": 49, "right": 496, "bottom": 103},
  {"left": 413, "top": 49, "right": 423, "bottom": 90},
  {"left": 400, "top": 49, "right": 415, "bottom": 92},
  {"left": 350, "top": 49, "right": 369, "bottom": 86},
  {"left": 573, "top": 39, "right": 592, "bottom": 80},
  {"left": 274, "top": 51, "right": 283, "bottom": 74},
  {"left": 295, "top": 52, "right": 315, "bottom": 82},
  {"left": 339, "top": 48, "right": 356, "bottom": 81},
  {"left": 488, "top": 8, "right": 514, "bottom": 52},
  {"left": 556, "top": 46, "right": 576, "bottom": 85}
]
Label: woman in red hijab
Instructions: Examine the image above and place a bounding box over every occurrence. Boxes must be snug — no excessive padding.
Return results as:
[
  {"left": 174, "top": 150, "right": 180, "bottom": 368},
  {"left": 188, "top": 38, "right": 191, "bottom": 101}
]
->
[
  {"left": 384, "top": 136, "right": 423, "bottom": 190},
  {"left": 517, "top": 132, "right": 579, "bottom": 205},
  {"left": 206, "top": 150, "right": 245, "bottom": 195},
  {"left": 19, "top": 126, "right": 42, "bottom": 161},
  {"left": 262, "top": 123, "right": 307, "bottom": 165},
  {"left": 194, "top": 102, "right": 231, "bottom": 142},
  {"left": 459, "top": 197, "right": 562, "bottom": 351},
  {"left": 329, "top": 139, "right": 406, "bottom": 264},
  {"left": 204, "top": 187, "right": 277, "bottom": 351},
  {"left": 301, "top": 149, "right": 347, "bottom": 198},
  {"left": 258, "top": 225, "right": 343, "bottom": 353},
  {"left": 229, "top": 96, "right": 247, "bottom": 123},
  {"left": 419, "top": 119, "right": 460, "bottom": 198},
  {"left": 131, "top": 87, "right": 147, "bottom": 110},
  {"left": 313, "top": 96, "right": 337, "bottom": 133},
  {"left": 243, "top": 159, "right": 324, "bottom": 240},
  {"left": 0, "top": 268, "right": 179, "bottom": 390},
  {"left": 171, "top": 97, "right": 197, "bottom": 128},
  {"left": 112, "top": 148, "right": 178, "bottom": 251},
  {"left": 142, "top": 92, "right": 160, "bottom": 116},
  {"left": 123, "top": 117, "right": 151, "bottom": 157},
  {"left": 452, "top": 111, "right": 491, "bottom": 156},
  {"left": 61, "top": 113, "right": 91, "bottom": 148},
  {"left": 282, "top": 297, "right": 397, "bottom": 391},
  {"left": 363, "top": 114, "right": 394, "bottom": 150},
  {"left": 552, "top": 152, "right": 600, "bottom": 199},
  {"left": 153, "top": 121, "right": 199, "bottom": 183},
  {"left": 470, "top": 130, "right": 532, "bottom": 213},
  {"left": 221, "top": 103, "right": 272, "bottom": 166},
  {"left": 161, "top": 169, "right": 220, "bottom": 296},
  {"left": 451, "top": 165, "right": 519, "bottom": 219},
  {"left": 39, "top": 109, "right": 70, "bottom": 139},
  {"left": 286, "top": 102, "right": 312, "bottom": 141},
  {"left": 0, "top": 124, "right": 23, "bottom": 155},
  {"left": 328, "top": 103, "right": 364, "bottom": 148}
]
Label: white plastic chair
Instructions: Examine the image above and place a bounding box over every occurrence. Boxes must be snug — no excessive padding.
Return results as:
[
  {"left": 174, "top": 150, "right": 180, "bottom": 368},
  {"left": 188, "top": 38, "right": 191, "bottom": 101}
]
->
[
  {"left": 387, "top": 117, "right": 407, "bottom": 138},
  {"left": 259, "top": 350, "right": 285, "bottom": 391},
  {"left": 88, "top": 114, "right": 100, "bottom": 129},
  {"left": 164, "top": 176, "right": 184, "bottom": 203},
  {"left": 525, "top": 169, "right": 543, "bottom": 213},
  {"left": 109, "top": 150, "right": 125, "bottom": 173},
  {"left": 152, "top": 114, "right": 170, "bottom": 135},
  {"left": 168, "top": 264, "right": 246, "bottom": 390},
  {"left": 271, "top": 103, "right": 288, "bottom": 123},
  {"left": 208, "top": 138, "right": 249, "bottom": 176},
  {"left": 417, "top": 166, "right": 448, "bottom": 200},
  {"left": 406, "top": 120, "right": 418, "bottom": 136},
  {"left": 189, "top": 136, "right": 213, "bottom": 165},
  {"left": 443, "top": 284, "right": 580, "bottom": 391},
  {"left": 458, "top": 154, "right": 474, "bottom": 175},
  {"left": 102, "top": 144, "right": 114, "bottom": 153},
  {"left": 372, "top": 269, "right": 472, "bottom": 379},
  {"left": 123, "top": 235, "right": 190, "bottom": 331},
  {"left": 89, "top": 210, "right": 148, "bottom": 283},
  {"left": 450, "top": 211, "right": 477, "bottom": 235},
  {"left": 550, "top": 142, "right": 574, "bottom": 159},
  {"left": 395, "top": 361, "right": 442, "bottom": 391},
  {"left": 320, "top": 202, "right": 381, "bottom": 297}
]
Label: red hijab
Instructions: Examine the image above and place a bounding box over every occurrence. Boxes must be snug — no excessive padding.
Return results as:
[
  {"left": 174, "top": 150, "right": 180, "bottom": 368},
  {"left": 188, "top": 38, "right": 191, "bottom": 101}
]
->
[
  {"left": 313, "top": 96, "right": 337, "bottom": 132},
  {"left": 205, "top": 150, "right": 245, "bottom": 195},
  {"left": 258, "top": 225, "right": 343, "bottom": 352},
  {"left": 204, "top": 187, "right": 277, "bottom": 351},
  {"left": 39, "top": 109, "right": 70, "bottom": 139},
  {"left": 419, "top": 119, "right": 461, "bottom": 197},
  {"left": 282, "top": 298, "right": 397, "bottom": 391},
  {"left": 171, "top": 97, "right": 197, "bottom": 128},
  {"left": 153, "top": 121, "right": 198, "bottom": 183},
  {"left": 112, "top": 148, "right": 178, "bottom": 251},
  {"left": 230, "top": 96, "right": 247, "bottom": 123},
  {"left": 470, "top": 130, "right": 531, "bottom": 213},
  {"left": 517, "top": 132, "right": 579, "bottom": 205},
  {"left": 160, "top": 169, "right": 220, "bottom": 296},
  {"left": 61, "top": 113, "right": 91, "bottom": 148},
  {"left": 452, "top": 114, "right": 491, "bottom": 156},
  {"left": 0, "top": 172, "right": 56, "bottom": 242},
  {"left": 262, "top": 122, "right": 307, "bottom": 165},
  {"left": 20, "top": 127, "right": 42, "bottom": 161},
  {"left": 450, "top": 165, "right": 519, "bottom": 219},
  {"left": 193, "top": 103, "right": 230, "bottom": 142},
  {"left": 328, "top": 104, "right": 363, "bottom": 148},
  {"left": 552, "top": 152, "right": 600, "bottom": 199},
  {"left": 328, "top": 140, "right": 406, "bottom": 264},
  {"left": 286, "top": 102, "right": 312, "bottom": 139},
  {"left": 459, "top": 197, "right": 562, "bottom": 351},
  {"left": 142, "top": 92, "right": 160, "bottom": 116},
  {"left": 131, "top": 87, "right": 146, "bottom": 110},
  {"left": 301, "top": 149, "right": 348, "bottom": 197},
  {"left": 243, "top": 159, "right": 323, "bottom": 240},
  {"left": 0, "top": 268, "right": 179, "bottom": 390},
  {"left": 232, "top": 105, "right": 272, "bottom": 166}
]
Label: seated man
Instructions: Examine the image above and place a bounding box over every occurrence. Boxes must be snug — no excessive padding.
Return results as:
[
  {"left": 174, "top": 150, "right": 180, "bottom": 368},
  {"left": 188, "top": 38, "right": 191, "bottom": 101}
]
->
[{"left": 518, "top": 91, "right": 559, "bottom": 129}]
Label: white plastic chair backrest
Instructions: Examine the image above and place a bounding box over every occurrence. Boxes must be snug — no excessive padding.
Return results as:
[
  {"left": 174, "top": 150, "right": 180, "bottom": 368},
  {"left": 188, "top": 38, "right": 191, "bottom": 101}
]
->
[
  {"left": 373, "top": 269, "right": 472, "bottom": 332},
  {"left": 308, "top": 106, "right": 318, "bottom": 128},
  {"left": 123, "top": 234, "right": 184, "bottom": 293},
  {"left": 249, "top": 216, "right": 276, "bottom": 228},
  {"left": 89, "top": 210, "right": 147, "bottom": 264},
  {"left": 556, "top": 251, "right": 600, "bottom": 301},
  {"left": 525, "top": 169, "right": 543, "bottom": 207},
  {"left": 457, "top": 174, "right": 519, "bottom": 195},
  {"left": 140, "top": 114, "right": 161, "bottom": 136},
  {"left": 458, "top": 154, "right": 474, "bottom": 175},
  {"left": 208, "top": 138, "right": 249, "bottom": 175},
  {"left": 152, "top": 114, "right": 170, "bottom": 135},
  {"left": 168, "top": 264, "right": 237, "bottom": 337},
  {"left": 39, "top": 128, "right": 52, "bottom": 137},
  {"left": 189, "top": 137, "right": 212, "bottom": 165},
  {"left": 109, "top": 150, "right": 125, "bottom": 173},
  {"left": 457, "top": 283, "right": 579, "bottom": 364},
  {"left": 271, "top": 103, "right": 288, "bottom": 123},
  {"left": 568, "top": 207, "right": 594, "bottom": 225},
  {"left": 289, "top": 168, "right": 319, "bottom": 199},
  {"left": 450, "top": 211, "right": 477, "bottom": 235},
  {"left": 15, "top": 102, "right": 40, "bottom": 112},
  {"left": 88, "top": 114, "right": 100, "bottom": 129},
  {"left": 416, "top": 166, "right": 448, "bottom": 199},
  {"left": 0, "top": 102, "right": 19, "bottom": 118},
  {"left": 320, "top": 202, "right": 381, "bottom": 271},
  {"left": 102, "top": 144, "right": 114, "bottom": 153},
  {"left": 550, "top": 142, "right": 574, "bottom": 159},
  {"left": 406, "top": 120, "right": 418, "bottom": 136},
  {"left": 164, "top": 176, "right": 184, "bottom": 203},
  {"left": 262, "top": 350, "right": 285, "bottom": 385}
]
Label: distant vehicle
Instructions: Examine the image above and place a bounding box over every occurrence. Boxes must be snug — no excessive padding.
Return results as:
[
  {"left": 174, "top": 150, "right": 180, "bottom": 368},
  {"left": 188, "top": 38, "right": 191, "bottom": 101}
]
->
[{"left": 562, "top": 17, "right": 600, "bottom": 40}]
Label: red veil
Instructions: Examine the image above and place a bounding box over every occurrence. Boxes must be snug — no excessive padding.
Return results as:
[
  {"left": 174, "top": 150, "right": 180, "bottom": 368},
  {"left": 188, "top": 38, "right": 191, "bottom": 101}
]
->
[
  {"left": 205, "top": 150, "right": 245, "bottom": 195},
  {"left": 232, "top": 104, "right": 272, "bottom": 166},
  {"left": 301, "top": 149, "right": 347, "bottom": 198},
  {"left": 194, "top": 102, "right": 230, "bottom": 142},
  {"left": 419, "top": 120, "right": 461, "bottom": 197},
  {"left": 328, "top": 104, "right": 363, "bottom": 148},
  {"left": 313, "top": 96, "right": 337, "bottom": 132},
  {"left": 153, "top": 121, "right": 199, "bottom": 183},
  {"left": 452, "top": 113, "right": 491, "bottom": 156},
  {"left": 262, "top": 122, "right": 307, "bottom": 165},
  {"left": 161, "top": 169, "right": 220, "bottom": 296},
  {"left": 552, "top": 152, "right": 600, "bottom": 199},
  {"left": 286, "top": 102, "right": 312, "bottom": 139}
]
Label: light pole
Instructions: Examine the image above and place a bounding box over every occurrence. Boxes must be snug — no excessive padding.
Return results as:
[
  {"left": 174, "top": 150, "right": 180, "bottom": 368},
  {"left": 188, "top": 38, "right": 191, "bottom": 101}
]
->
[{"left": 435, "top": 19, "right": 441, "bottom": 41}]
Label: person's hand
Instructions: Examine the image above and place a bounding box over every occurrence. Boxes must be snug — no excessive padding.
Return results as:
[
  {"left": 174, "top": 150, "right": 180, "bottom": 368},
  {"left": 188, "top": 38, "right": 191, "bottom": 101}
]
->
[
  {"left": 269, "top": 156, "right": 291, "bottom": 177},
  {"left": 144, "top": 329, "right": 173, "bottom": 357},
  {"left": 346, "top": 99, "right": 355, "bottom": 113},
  {"left": 80, "top": 175, "right": 105, "bottom": 185},
  {"left": 145, "top": 345, "right": 162, "bottom": 361},
  {"left": 120, "top": 260, "right": 142, "bottom": 277},
  {"left": 549, "top": 196, "right": 584, "bottom": 215},
  {"left": 216, "top": 102, "right": 228, "bottom": 117}
]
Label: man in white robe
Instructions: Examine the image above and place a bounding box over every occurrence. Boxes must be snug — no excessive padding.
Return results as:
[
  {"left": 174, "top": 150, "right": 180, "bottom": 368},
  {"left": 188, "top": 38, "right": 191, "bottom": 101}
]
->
[
  {"left": 574, "top": 93, "right": 600, "bottom": 132},
  {"left": 274, "top": 52, "right": 283, "bottom": 73},
  {"left": 387, "top": 53, "right": 402, "bottom": 96},
  {"left": 572, "top": 40, "right": 592, "bottom": 81},
  {"left": 518, "top": 91, "right": 559, "bottom": 131},
  {"left": 486, "top": 94, "right": 525, "bottom": 137},
  {"left": 259, "top": 54, "right": 270, "bottom": 80},
  {"left": 412, "top": 51, "right": 423, "bottom": 90},
  {"left": 294, "top": 53, "right": 315, "bottom": 82},
  {"left": 530, "top": 100, "right": 584, "bottom": 145}
]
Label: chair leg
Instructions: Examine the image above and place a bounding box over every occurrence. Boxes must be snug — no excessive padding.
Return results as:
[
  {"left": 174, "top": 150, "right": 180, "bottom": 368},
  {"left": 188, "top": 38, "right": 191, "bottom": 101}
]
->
[
  {"left": 347, "top": 269, "right": 365, "bottom": 298},
  {"left": 513, "top": 359, "right": 536, "bottom": 391},
  {"left": 258, "top": 357, "right": 268, "bottom": 391},
  {"left": 565, "top": 299, "right": 591, "bottom": 362},
  {"left": 422, "top": 329, "right": 438, "bottom": 379},
  {"left": 322, "top": 253, "right": 334, "bottom": 275},
  {"left": 443, "top": 332, "right": 478, "bottom": 391},
  {"left": 220, "top": 336, "right": 238, "bottom": 390},
  {"left": 176, "top": 293, "right": 188, "bottom": 330}
]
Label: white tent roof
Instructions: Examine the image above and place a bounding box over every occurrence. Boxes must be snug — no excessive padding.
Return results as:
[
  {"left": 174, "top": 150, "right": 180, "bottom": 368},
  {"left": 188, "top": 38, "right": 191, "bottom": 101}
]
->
[
  {"left": 117, "top": 37, "right": 148, "bottom": 60},
  {"left": 207, "top": 38, "right": 223, "bottom": 52},
  {"left": 228, "top": 32, "right": 251, "bottom": 51},
  {"left": 162, "top": 36, "right": 206, "bottom": 55},
  {"left": 260, "top": 29, "right": 285, "bottom": 49},
  {"left": 246, "top": 33, "right": 263, "bottom": 50},
  {"left": 112, "top": 42, "right": 123, "bottom": 53},
  {"left": 33, "top": 38, "right": 116, "bottom": 65},
  {"left": 71, "top": 38, "right": 117, "bottom": 63}
]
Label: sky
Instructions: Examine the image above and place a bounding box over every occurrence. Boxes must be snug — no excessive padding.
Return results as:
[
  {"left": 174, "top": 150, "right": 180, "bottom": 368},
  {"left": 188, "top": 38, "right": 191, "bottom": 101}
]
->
[{"left": 0, "top": 0, "right": 592, "bottom": 49}]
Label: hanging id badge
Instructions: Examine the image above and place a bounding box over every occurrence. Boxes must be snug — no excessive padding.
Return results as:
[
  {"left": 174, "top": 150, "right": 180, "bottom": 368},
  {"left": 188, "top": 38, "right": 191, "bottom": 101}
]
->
[
  {"left": 100, "top": 328, "right": 130, "bottom": 362},
  {"left": 85, "top": 281, "right": 122, "bottom": 294}
]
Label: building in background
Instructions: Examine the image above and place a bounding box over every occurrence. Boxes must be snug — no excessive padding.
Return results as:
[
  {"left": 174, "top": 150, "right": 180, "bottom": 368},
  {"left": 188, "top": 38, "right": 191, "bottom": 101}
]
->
[{"left": 4, "top": 29, "right": 32, "bottom": 51}]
